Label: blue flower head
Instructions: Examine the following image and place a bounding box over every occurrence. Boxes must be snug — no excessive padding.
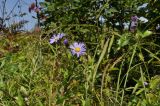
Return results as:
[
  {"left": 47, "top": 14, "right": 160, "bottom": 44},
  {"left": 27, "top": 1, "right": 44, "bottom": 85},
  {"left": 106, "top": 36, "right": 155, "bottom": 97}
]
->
[
  {"left": 131, "top": 15, "right": 138, "bottom": 22},
  {"left": 130, "top": 15, "right": 138, "bottom": 32},
  {"left": 57, "top": 33, "right": 65, "bottom": 39},
  {"left": 69, "top": 42, "right": 86, "bottom": 57},
  {"left": 63, "top": 39, "right": 68, "bottom": 45},
  {"left": 49, "top": 33, "right": 65, "bottom": 44}
]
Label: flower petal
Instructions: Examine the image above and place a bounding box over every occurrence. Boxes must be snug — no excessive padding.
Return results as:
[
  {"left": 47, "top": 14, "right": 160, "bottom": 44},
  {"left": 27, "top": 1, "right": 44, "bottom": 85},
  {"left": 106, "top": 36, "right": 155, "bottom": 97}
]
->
[{"left": 69, "top": 42, "right": 86, "bottom": 57}]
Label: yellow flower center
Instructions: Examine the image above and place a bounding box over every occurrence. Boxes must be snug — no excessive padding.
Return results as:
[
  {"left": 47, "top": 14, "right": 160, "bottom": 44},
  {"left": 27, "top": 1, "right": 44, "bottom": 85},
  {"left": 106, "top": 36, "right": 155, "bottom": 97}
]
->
[{"left": 75, "top": 47, "right": 81, "bottom": 52}]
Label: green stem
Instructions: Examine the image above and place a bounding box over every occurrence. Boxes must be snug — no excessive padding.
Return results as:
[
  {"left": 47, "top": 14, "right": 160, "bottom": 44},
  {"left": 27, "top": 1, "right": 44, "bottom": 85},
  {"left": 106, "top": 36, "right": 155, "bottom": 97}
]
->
[{"left": 120, "top": 44, "right": 137, "bottom": 106}]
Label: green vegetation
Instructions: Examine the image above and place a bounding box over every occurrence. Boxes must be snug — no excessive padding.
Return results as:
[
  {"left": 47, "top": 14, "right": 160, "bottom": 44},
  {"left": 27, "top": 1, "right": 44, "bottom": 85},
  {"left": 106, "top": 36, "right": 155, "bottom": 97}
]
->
[{"left": 0, "top": 0, "right": 160, "bottom": 105}]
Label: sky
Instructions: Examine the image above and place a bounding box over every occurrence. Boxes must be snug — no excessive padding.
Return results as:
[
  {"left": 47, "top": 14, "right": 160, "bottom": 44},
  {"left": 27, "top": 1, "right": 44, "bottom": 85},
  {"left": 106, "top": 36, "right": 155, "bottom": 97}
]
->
[
  {"left": 0, "top": 1, "right": 149, "bottom": 31},
  {"left": 0, "top": 0, "right": 44, "bottom": 31}
]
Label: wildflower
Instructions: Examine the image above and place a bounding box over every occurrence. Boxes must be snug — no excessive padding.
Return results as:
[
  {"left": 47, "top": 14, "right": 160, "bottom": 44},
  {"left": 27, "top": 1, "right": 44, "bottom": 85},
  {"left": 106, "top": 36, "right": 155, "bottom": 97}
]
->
[
  {"left": 69, "top": 42, "right": 86, "bottom": 57},
  {"left": 130, "top": 22, "right": 137, "bottom": 32},
  {"left": 49, "top": 34, "right": 60, "bottom": 44},
  {"left": 49, "top": 33, "right": 65, "bottom": 44},
  {"left": 129, "top": 15, "right": 138, "bottom": 32},
  {"left": 139, "top": 17, "right": 148, "bottom": 23},
  {"left": 57, "top": 33, "right": 65, "bottom": 39},
  {"left": 131, "top": 16, "right": 138, "bottom": 22},
  {"left": 63, "top": 39, "right": 68, "bottom": 45}
]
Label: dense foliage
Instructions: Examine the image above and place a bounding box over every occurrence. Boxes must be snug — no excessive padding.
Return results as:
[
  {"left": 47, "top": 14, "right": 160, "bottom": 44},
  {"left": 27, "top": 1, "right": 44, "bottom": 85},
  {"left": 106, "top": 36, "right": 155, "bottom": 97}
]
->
[{"left": 0, "top": 0, "right": 160, "bottom": 106}]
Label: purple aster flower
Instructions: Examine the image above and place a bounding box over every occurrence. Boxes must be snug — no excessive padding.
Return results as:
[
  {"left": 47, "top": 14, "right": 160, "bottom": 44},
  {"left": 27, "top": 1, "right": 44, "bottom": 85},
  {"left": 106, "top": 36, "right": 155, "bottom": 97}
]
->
[
  {"left": 49, "top": 34, "right": 60, "bottom": 44},
  {"left": 49, "top": 33, "right": 65, "bottom": 44},
  {"left": 57, "top": 33, "right": 65, "bottom": 39},
  {"left": 69, "top": 42, "right": 86, "bottom": 57},
  {"left": 131, "top": 15, "right": 138, "bottom": 22},
  {"left": 63, "top": 39, "right": 68, "bottom": 45},
  {"left": 130, "top": 22, "right": 137, "bottom": 32},
  {"left": 129, "top": 15, "right": 138, "bottom": 32}
]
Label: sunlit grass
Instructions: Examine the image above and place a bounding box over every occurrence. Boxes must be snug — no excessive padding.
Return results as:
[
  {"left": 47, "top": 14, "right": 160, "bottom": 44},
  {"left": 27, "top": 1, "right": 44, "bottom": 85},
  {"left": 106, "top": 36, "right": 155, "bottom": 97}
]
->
[
  {"left": 0, "top": 30, "right": 160, "bottom": 106},
  {"left": 0, "top": 34, "right": 59, "bottom": 105}
]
